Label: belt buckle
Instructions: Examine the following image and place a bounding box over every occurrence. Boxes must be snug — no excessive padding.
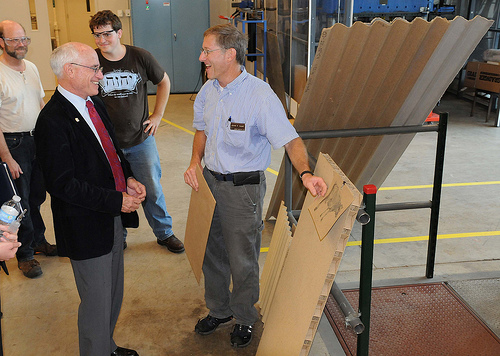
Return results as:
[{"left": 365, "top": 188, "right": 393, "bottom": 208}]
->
[{"left": 28, "top": 130, "right": 34, "bottom": 136}]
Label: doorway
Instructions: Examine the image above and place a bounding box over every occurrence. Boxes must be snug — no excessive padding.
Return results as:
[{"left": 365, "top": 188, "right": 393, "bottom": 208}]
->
[{"left": 131, "top": 0, "right": 209, "bottom": 93}]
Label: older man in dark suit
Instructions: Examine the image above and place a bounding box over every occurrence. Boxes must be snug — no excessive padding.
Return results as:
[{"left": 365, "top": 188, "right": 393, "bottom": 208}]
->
[{"left": 35, "top": 42, "right": 145, "bottom": 356}]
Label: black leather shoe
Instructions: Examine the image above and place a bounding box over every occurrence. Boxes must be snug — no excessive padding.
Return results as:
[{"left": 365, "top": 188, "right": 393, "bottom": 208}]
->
[
  {"left": 111, "top": 346, "right": 138, "bottom": 356},
  {"left": 157, "top": 234, "right": 185, "bottom": 253},
  {"left": 230, "top": 324, "right": 252, "bottom": 348},
  {"left": 195, "top": 314, "right": 233, "bottom": 335}
]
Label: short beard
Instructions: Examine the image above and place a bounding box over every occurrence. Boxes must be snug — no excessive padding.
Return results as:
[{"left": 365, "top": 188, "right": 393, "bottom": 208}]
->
[{"left": 5, "top": 46, "right": 27, "bottom": 60}]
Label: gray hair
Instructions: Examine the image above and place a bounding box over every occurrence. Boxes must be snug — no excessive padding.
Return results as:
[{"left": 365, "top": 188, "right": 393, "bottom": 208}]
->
[
  {"left": 50, "top": 42, "right": 81, "bottom": 78},
  {"left": 204, "top": 24, "right": 248, "bottom": 65}
]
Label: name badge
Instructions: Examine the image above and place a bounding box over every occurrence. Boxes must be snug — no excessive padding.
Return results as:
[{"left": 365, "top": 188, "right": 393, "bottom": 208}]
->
[{"left": 230, "top": 122, "right": 245, "bottom": 131}]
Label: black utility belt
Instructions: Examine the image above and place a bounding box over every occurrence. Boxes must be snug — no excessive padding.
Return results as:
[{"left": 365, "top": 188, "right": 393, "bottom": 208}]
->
[
  {"left": 208, "top": 169, "right": 261, "bottom": 186},
  {"left": 4, "top": 130, "right": 35, "bottom": 137}
]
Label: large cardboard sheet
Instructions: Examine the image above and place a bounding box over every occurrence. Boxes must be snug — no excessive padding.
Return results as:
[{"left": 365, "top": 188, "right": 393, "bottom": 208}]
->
[
  {"left": 267, "top": 16, "right": 493, "bottom": 219},
  {"left": 266, "top": 30, "right": 288, "bottom": 116},
  {"left": 308, "top": 174, "right": 354, "bottom": 241},
  {"left": 259, "top": 201, "right": 292, "bottom": 323},
  {"left": 257, "top": 153, "right": 362, "bottom": 356},
  {"left": 184, "top": 166, "right": 216, "bottom": 284}
]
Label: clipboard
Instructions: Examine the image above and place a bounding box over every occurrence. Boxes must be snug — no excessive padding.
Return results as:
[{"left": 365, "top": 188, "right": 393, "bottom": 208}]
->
[{"left": 0, "top": 162, "right": 19, "bottom": 275}]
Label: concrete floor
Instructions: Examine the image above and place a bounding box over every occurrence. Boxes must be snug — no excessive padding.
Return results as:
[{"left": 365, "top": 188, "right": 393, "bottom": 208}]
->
[{"left": 1, "top": 92, "right": 500, "bottom": 355}]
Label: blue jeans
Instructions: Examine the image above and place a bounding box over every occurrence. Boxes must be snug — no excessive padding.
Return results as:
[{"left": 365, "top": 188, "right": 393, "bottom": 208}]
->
[
  {"left": 121, "top": 135, "right": 173, "bottom": 240},
  {"left": 4, "top": 135, "right": 46, "bottom": 261}
]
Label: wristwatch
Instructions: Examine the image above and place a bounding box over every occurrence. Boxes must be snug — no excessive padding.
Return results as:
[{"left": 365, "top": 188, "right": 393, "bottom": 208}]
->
[{"left": 299, "top": 170, "right": 314, "bottom": 180}]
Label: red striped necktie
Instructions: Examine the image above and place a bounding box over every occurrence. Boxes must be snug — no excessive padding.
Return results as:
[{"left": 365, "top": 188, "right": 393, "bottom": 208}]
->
[{"left": 86, "top": 100, "right": 126, "bottom": 192}]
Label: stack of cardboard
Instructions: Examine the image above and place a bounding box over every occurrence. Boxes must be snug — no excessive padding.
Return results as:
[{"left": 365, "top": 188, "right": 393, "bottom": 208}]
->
[
  {"left": 257, "top": 153, "right": 362, "bottom": 355},
  {"left": 464, "top": 61, "right": 500, "bottom": 93},
  {"left": 259, "top": 201, "right": 293, "bottom": 323},
  {"left": 267, "top": 16, "right": 492, "bottom": 219}
]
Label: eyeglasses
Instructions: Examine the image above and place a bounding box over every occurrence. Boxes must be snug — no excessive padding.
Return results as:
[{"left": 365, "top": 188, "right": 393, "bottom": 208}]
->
[
  {"left": 70, "top": 63, "right": 103, "bottom": 75},
  {"left": 1, "top": 36, "right": 31, "bottom": 45},
  {"left": 92, "top": 30, "right": 115, "bottom": 39},
  {"left": 200, "top": 47, "right": 223, "bottom": 56}
]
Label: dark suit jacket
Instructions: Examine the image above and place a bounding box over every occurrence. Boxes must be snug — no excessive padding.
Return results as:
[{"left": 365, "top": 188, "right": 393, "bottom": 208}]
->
[{"left": 35, "top": 89, "right": 138, "bottom": 260}]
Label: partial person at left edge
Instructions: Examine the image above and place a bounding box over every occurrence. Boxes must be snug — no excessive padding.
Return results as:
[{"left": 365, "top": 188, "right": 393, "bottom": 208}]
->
[{"left": 0, "top": 20, "right": 57, "bottom": 279}]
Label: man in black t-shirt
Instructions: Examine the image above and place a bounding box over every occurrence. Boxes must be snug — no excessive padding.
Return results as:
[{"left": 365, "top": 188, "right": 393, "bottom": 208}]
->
[{"left": 89, "top": 10, "right": 184, "bottom": 254}]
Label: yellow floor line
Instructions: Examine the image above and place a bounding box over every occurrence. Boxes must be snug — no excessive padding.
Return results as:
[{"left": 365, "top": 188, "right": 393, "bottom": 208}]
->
[
  {"left": 380, "top": 181, "right": 500, "bottom": 190},
  {"left": 162, "top": 119, "right": 195, "bottom": 136},
  {"left": 260, "top": 231, "right": 500, "bottom": 252},
  {"left": 267, "top": 167, "right": 279, "bottom": 175},
  {"left": 345, "top": 230, "right": 500, "bottom": 246}
]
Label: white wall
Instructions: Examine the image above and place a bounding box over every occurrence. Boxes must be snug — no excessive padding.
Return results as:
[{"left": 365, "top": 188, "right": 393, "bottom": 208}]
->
[
  {"left": 95, "top": 0, "right": 132, "bottom": 45},
  {"left": 210, "top": 0, "right": 233, "bottom": 26},
  {"left": 0, "top": 0, "right": 56, "bottom": 90},
  {"left": 1, "top": 0, "right": 213, "bottom": 90}
]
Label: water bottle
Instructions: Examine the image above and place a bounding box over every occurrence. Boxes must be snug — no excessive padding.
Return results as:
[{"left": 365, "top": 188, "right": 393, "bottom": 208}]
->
[{"left": 0, "top": 195, "right": 22, "bottom": 238}]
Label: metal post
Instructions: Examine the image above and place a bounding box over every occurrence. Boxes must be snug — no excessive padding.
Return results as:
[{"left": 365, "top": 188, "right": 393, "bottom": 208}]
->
[
  {"left": 357, "top": 184, "right": 377, "bottom": 356},
  {"left": 263, "top": 18, "right": 267, "bottom": 81},
  {"left": 344, "top": 0, "right": 354, "bottom": 26},
  {"left": 331, "top": 282, "right": 365, "bottom": 334},
  {"left": 425, "top": 113, "right": 448, "bottom": 278}
]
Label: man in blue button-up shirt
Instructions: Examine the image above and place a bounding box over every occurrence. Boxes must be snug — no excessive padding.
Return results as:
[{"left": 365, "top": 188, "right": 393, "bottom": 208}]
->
[{"left": 184, "top": 24, "right": 327, "bottom": 348}]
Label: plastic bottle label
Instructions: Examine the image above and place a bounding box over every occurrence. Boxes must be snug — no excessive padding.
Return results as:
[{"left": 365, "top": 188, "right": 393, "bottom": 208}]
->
[{"left": 0, "top": 206, "right": 18, "bottom": 224}]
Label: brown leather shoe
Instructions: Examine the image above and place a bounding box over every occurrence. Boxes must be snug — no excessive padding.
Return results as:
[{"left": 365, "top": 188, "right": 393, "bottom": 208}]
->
[
  {"left": 111, "top": 346, "right": 139, "bottom": 355},
  {"left": 34, "top": 241, "right": 58, "bottom": 256},
  {"left": 157, "top": 234, "right": 185, "bottom": 253},
  {"left": 18, "top": 259, "right": 43, "bottom": 278}
]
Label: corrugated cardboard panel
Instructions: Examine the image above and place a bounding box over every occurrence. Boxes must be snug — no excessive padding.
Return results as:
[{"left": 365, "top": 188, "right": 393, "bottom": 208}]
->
[
  {"left": 268, "top": 17, "right": 445, "bottom": 216},
  {"left": 346, "top": 16, "right": 449, "bottom": 183},
  {"left": 259, "top": 201, "right": 292, "bottom": 323},
  {"left": 267, "top": 16, "right": 492, "bottom": 219},
  {"left": 264, "top": 24, "right": 349, "bottom": 218},
  {"left": 357, "top": 18, "right": 470, "bottom": 184},
  {"left": 301, "top": 20, "right": 390, "bottom": 167},
  {"left": 266, "top": 30, "right": 289, "bottom": 115},
  {"left": 184, "top": 166, "right": 216, "bottom": 284},
  {"left": 294, "top": 24, "right": 348, "bottom": 129},
  {"left": 257, "top": 153, "right": 361, "bottom": 356},
  {"left": 334, "top": 19, "right": 413, "bottom": 173},
  {"left": 330, "top": 18, "right": 438, "bottom": 179},
  {"left": 358, "top": 15, "right": 492, "bottom": 187}
]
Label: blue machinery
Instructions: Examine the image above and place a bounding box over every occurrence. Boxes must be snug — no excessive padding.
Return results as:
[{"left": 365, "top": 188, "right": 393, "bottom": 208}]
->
[
  {"left": 283, "top": 113, "right": 448, "bottom": 355},
  {"left": 317, "top": 0, "right": 435, "bottom": 17},
  {"left": 234, "top": 10, "right": 267, "bottom": 81}
]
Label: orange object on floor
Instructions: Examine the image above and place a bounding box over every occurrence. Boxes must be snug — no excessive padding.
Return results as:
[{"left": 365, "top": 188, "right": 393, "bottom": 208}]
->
[{"left": 426, "top": 111, "right": 440, "bottom": 123}]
